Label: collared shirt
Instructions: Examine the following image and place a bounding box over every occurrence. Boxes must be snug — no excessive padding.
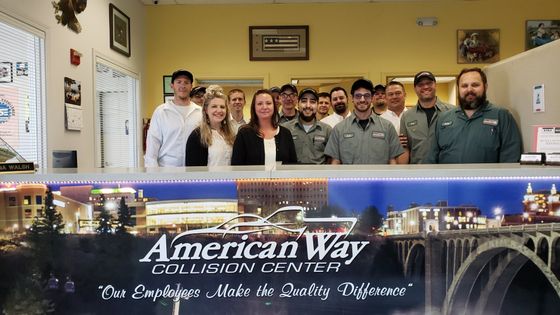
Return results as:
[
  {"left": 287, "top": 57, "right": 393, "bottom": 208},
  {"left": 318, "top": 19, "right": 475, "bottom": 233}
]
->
[
  {"left": 278, "top": 111, "right": 299, "bottom": 124},
  {"left": 283, "top": 118, "right": 332, "bottom": 164},
  {"left": 380, "top": 107, "right": 407, "bottom": 134},
  {"left": 320, "top": 111, "right": 351, "bottom": 128},
  {"left": 400, "top": 99, "right": 454, "bottom": 164},
  {"left": 324, "top": 112, "right": 404, "bottom": 164},
  {"left": 425, "top": 101, "right": 522, "bottom": 164},
  {"left": 145, "top": 100, "right": 202, "bottom": 167},
  {"left": 229, "top": 114, "right": 246, "bottom": 134}
]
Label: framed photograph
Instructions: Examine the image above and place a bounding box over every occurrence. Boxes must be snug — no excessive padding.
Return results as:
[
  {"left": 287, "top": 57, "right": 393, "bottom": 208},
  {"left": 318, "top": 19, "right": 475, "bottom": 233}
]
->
[
  {"left": 0, "top": 62, "right": 13, "bottom": 83},
  {"left": 15, "top": 62, "right": 28, "bottom": 76},
  {"left": 249, "top": 25, "right": 309, "bottom": 61},
  {"left": 164, "top": 94, "right": 174, "bottom": 103},
  {"left": 163, "top": 75, "right": 173, "bottom": 94},
  {"left": 109, "top": 4, "right": 131, "bottom": 57},
  {"left": 64, "top": 77, "right": 81, "bottom": 106},
  {"left": 457, "top": 29, "right": 500, "bottom": 64},
  {"left": 526, "top": 20, "right": 560, "bottom": 50}
]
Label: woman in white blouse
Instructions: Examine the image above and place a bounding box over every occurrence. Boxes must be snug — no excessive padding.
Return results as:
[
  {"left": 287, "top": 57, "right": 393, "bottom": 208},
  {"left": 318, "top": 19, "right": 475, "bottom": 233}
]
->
[{"left": 185, "top": 85, "right": 236, "bottom": 166}]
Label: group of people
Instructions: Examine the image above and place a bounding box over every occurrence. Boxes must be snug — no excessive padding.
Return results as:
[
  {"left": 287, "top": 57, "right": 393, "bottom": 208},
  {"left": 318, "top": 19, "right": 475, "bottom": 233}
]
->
[{"left": 144, "top": 67, "right": 522, "bottom": 168}]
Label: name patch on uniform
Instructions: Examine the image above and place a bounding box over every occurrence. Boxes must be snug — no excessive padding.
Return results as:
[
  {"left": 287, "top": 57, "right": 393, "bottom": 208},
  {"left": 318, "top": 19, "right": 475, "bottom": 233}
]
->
[
  {"left": 371, "top": 132, "right": 385, "bottom": 139},
  {"left": 407, "top": 120, "right": 418, "bottom": 127},
  {"left": 313, "top": 135, "right": 326, "bottom": 142},
  {"left": 343, "top": 133, "right": 354, "bottom": 138},
  {"left": 483, "top": 118, "right": 498, "bottom": 126},
  {"left": 292, "top": 135, "right": 298, "bottom": 140},
  {"left": 441, "top": 121, "right": 453, "bottom": 127}
]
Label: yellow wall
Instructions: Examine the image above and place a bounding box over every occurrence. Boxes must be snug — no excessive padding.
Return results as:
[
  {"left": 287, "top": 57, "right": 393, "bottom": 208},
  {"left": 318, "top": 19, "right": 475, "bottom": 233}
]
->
[{"left": 144, "top": 0, "right": 560, "bottom": 117}]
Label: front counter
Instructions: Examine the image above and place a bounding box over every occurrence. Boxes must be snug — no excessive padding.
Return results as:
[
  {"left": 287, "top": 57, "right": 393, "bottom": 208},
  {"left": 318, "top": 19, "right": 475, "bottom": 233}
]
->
[{"left": 1, "top": 164, "right": 559, "bottom": 314}]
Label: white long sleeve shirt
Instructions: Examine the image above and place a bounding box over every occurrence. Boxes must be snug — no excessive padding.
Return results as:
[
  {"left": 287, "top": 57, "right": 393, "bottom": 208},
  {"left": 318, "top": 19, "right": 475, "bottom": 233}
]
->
[{"left": 144, "top": 100, "right": 202, "bottom": 167}]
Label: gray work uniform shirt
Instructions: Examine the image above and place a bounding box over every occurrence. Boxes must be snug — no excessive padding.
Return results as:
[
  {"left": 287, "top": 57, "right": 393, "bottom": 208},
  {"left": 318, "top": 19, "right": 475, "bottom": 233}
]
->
[
  {"left": 283, "top": 118, "right": 332, "bottom": 164},
  {"left": 425, "top": 101, "right": 522, "bottom": 164},
  {"left": 400, "top": 99, "right": 454, "bottom": 164},
  {"left": 325, "top": 112, "right": 404, "bottom": 164}
]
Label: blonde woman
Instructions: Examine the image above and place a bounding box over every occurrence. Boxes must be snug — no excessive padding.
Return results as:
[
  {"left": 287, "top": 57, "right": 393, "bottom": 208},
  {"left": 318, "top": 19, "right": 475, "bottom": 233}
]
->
[{"left": 185, "top": 85, "right": 235, "bottom": 166}]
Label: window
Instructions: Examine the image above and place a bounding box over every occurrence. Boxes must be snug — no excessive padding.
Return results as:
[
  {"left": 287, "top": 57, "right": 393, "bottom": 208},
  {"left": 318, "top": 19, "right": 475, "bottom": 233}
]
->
[
  {"left": 94, "top": 57, "right": 139, "bottom": 167},
  {"left": 0, "top": 13, "right": 46, "bottom": 167},
  {"left": 35, "top": 195, "right": 42, "bottom": 205},
  {"left": 8, "top": 196, "right": 16, "bottom": 206},
  {"left": 25, "top": 209, "right": 32, "bottom": 218},
  {"left": 23, "top": 195, "right": 31, "bottom": 205}
]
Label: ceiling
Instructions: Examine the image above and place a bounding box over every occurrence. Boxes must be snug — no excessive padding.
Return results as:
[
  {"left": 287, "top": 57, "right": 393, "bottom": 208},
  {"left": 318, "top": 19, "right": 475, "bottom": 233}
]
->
[{"left": 139, "top": 0, "right": 453, "bottom": 5}]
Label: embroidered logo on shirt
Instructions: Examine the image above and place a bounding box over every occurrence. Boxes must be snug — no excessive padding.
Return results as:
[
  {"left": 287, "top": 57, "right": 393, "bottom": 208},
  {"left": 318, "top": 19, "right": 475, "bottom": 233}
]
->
[
  {"left": 483, "top": 118, "right": 498, "bottom": 126},
  {"left": 313, "top": 135, "right": 326, "bottom": 142},
  {"left": 407, "top": 120, "right": 418, "bottom": 127},
  {"left": 441, "top": 121, "right": 453, "bottom": 127},
  {"left": 292, "top": 135, "right": 298, "bottom": 140},
  {"left": 343, "top": 133, "right": 354, "bottom": 138},
  {"left": 371, "top": 132, "right": 385, "bottom": 139}
]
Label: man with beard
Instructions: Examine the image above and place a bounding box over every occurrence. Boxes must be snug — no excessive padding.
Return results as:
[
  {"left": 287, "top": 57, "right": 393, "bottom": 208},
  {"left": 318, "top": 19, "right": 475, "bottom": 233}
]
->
[
  {"left": 316, "top": 92, "right": 331, "bottom": 120},
  {"left": 372, "top": 84, "right": 387, "bottom": 115},
  {"left": 425, "top": 68, "right": 522, "bottom": 163},
  {"left": 400, "top": 71, "right": 454, "bottom": 164},
  {"left": 145, "top": 69, "right": 202, "bottom": 167},
  {"left": 321, "top": 87, "right": 351, "bottom": 128},
  {"left": 283, "top": 88, "right": 332, "bottom": 164},
  {"left": 325, "top": 79, "right": 404, "bottom": 164},
  {"left": 228, "top": 88, "right": 246, "bottom": 133},
  {"left": 278, "top": 84, "right": 299, "bottom": 123}
]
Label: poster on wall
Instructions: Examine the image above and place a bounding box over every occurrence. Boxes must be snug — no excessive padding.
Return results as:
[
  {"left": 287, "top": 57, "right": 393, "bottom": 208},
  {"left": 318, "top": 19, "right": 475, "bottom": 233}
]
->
[
  {"left": 0, "top": 176, "right": 559, "bottom": 314},
  {"left": 15, "top": 62, "right": 28, "bottom": 77},
  {"left": 64, "top": 77, "right": 81, "bottom": 106},
  {"left": 0, "top": 62, "right": 13, "bottom": 83},
  {"left": 0, "top": 87, "right": 19, "bottom": 148}
]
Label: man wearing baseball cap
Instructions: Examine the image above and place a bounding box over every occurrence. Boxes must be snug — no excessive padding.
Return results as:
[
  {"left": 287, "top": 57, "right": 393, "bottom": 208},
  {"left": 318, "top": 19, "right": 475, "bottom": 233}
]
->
[
  {"left": 189, "top": 86, "right": 206, "bottom": 106},
  {"left": 145, "top": 69, "right": 202, "bottom": 167},
  {"left": 283, "top": 88, "right": 332, "bottom": 164},
  {"left": 325, "top": 78, "right": 404, "bottom": 164},
  {"left": 278, "top": 84, "right": 299, "bottom": 124},
  {"left": 399, "top": 70, "right": 454, "bottom": 163},
  {"left": 372, "top": 84, "right": 387, "bottom": 115}
]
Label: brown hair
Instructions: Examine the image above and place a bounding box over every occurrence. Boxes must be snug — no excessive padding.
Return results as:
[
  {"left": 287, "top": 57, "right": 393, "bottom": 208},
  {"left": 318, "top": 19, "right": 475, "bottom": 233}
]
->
[
  {"left": 247, "top": 89, "right": 280, "bottom": 134},
  {"left": 457, "top": 67, "right": 487, "bottom": 85}
]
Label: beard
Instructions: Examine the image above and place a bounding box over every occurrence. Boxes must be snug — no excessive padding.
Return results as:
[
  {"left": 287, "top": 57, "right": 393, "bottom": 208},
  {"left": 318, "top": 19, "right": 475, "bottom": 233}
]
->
[
  {"left": 300, "top": 111, "right": 315, "bottom": 122},
  {"left": 333, "top": 102, "right": 347, "bottom": 115},
  {"left": 459, "top": 91, "right": 487, "bottom": 110}
]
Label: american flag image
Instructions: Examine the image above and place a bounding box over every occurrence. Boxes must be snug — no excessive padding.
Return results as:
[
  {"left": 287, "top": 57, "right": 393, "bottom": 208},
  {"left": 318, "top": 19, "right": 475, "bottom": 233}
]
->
[{"left": 263, "top": 35, "right": 300, "bottom": 51}]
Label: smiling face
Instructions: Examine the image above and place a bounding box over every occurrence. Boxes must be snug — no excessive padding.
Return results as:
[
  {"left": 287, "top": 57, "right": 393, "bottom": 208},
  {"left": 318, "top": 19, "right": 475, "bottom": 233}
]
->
[
  {"left": 414, "top": 78, "right": 436, "bottom": 103},
  {"left": 352, "top": 87, "right": 372, "bottom": 114},
  {"left": 299, "top": 92, "right": 318, "bottom": 122},
  {"left": 205, "top": 98, "right": 228, "bottom": 128},
  {"left": 228, "top": 91, "right": 245, "bottom": 114},
  {"left": 458, "top": 71, "right": 487, "bottom": 110},
  {"left": 331, "top": 90, "right": 348, "bottom": 115},
  {"left": 385, "top": 84, "right": 406, "bottom": 112},
  {"left": 171, "top": 75, "right": 192, "bottom": 101},
  {"left": 317, "top": 96, "right": 331, "bottom": 116},
  {"left": 254, "top": 93, "right": 275, "bottom": 122}
]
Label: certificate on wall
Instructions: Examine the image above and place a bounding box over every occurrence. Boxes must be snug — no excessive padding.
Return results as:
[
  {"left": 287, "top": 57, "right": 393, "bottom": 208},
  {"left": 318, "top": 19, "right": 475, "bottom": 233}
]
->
[
  {"left": 533, "top": 125, "right": 560, "bottom": 153},
  {"left": 65, "top": 103, "right": 83, "bottom": 131}
]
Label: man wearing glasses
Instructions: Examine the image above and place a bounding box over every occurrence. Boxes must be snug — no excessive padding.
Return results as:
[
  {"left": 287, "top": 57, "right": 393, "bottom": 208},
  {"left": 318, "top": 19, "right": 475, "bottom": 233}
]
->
[
  {"left": 325, "top": 79, "right": 404, "bottom": 164},
  {"left": 278, "top": 84, "right": 299, "bottom": 124}
]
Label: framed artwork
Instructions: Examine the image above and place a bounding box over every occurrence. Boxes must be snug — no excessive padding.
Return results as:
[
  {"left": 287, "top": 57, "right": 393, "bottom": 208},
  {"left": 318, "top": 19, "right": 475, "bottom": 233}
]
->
[
  {"left": 164, "top": 94, "right": 174, "bottom": 103},
  {"left": 526, "top": 20, "right": 560, "bottom": 50},
  {"left": 163, "top": 75, "right": 173, "bottom": 94},
  {"left": 457, "top": 29, "right": 500, "bottom": 64},
  {"left": 0, "top": 62, "right": 13, "bottom": 83},
  {"left": 109, "top": 4, "right": 131, "bottom": 57},
  {"left": 249, "top": 25, "right": 309, "bottom": 61},
  {"left": 64, "top": 77, "right": 81, "bottom": 106}
]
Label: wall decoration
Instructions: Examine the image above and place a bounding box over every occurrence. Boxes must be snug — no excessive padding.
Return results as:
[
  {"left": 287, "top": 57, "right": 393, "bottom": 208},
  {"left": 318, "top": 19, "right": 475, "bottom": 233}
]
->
[
  {"left": 164, "top": 94, "right": 174, "bottom": 103},
  {"left": 15, "top": 62, "right": 28, "bottom": 76},
  {"left": 64, "top": 77, "right": 81, "bottom": 106},
  {"left": 249, "top": 26, "right": 309, "bottom": 61},
  {"left": 163, "top": 75, "right": 173, "bottom": 94},
  {"left": 109, "top": 4, "right": 131, "bottom": 57},
  {"left": 457, "top": 29, "right": 500, "bottom": 64},
  {"left": 0, "top": 62, "right": 13, "bottom": 83},
  {"left": 51, "top": 0, "right": 88, "bottom": 33},
  {"left": 526, "top": 20, "right": 560, "bottom": 50}
]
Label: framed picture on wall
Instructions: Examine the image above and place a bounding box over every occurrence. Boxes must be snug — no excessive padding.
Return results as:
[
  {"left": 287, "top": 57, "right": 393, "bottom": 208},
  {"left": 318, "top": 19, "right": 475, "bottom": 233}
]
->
[
  {"left": 526, "top": 20, "right": 560, "bottom": 50},
  {"left": 163, "top": 75, "right": 173, "bottom": 94},
  {"left": 109, "top": 4, "right": 131, "bottom": 57},
  {"left": 457, "top": 29, "right": 500, "bottom": 64},
  {"left": 249, "top": 25, "right": 309, "bottom": 61},
  {"left": 164, "top": 94, "right": 174, "bottom": 103},
  {"left": 0, "top": 62, "right": 13, "bottom": 83}
]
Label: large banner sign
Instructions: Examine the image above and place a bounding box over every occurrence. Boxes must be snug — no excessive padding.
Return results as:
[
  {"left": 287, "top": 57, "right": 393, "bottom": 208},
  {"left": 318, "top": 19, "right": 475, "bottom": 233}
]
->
[{"left": 1, "top": 177, "right": 559, "bottom": 314}]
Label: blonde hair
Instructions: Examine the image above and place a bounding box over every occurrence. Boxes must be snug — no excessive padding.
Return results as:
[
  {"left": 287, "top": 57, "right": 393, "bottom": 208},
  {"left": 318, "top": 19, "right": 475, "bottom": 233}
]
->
[{"left": 199, "top": 85, "right": 235, "bottom": 147}]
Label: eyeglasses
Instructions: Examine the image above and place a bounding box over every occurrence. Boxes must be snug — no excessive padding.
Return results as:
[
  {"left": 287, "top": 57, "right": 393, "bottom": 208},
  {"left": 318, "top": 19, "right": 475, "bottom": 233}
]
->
[
  {"left": 281, "top": 92, "right": 297, "bottom": 98},
  {"left": 353, "top": 93, "right": 372, "bottom": 100}
]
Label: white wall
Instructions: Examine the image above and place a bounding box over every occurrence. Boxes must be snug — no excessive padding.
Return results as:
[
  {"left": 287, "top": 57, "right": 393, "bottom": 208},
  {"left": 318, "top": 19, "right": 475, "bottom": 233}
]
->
[
  {"left": 485, "top": 39, "right": 560, "bottom": 153},
  {"left": 0, "top": 0, "right": 145, "bottom": 168}
]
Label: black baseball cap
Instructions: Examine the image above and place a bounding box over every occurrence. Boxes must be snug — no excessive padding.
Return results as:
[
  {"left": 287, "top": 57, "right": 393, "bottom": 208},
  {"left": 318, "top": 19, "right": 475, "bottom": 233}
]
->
[
  {"left": 414, "top": 71, "right": 436, "bottom": 86},
  {"left": 351, "top": 78, "right": 374, "bottom": 95},
  {"left": 373, "top": 84, "right": 386, "bottom": 92},
  {"left": 298, "top": 88, "right": 318, "bottom": 101},
  {"left": 190, "top": 86, "right": 206, "bottom": 97},
  {"left": 280, "top": 84, "right": 298, "bottom": 94},
  {"left": 269, "top": 86, "right": 281, "bottom": 93},
  {"left": 171, "top": 69, "right": 193, "bottom": 83}
]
